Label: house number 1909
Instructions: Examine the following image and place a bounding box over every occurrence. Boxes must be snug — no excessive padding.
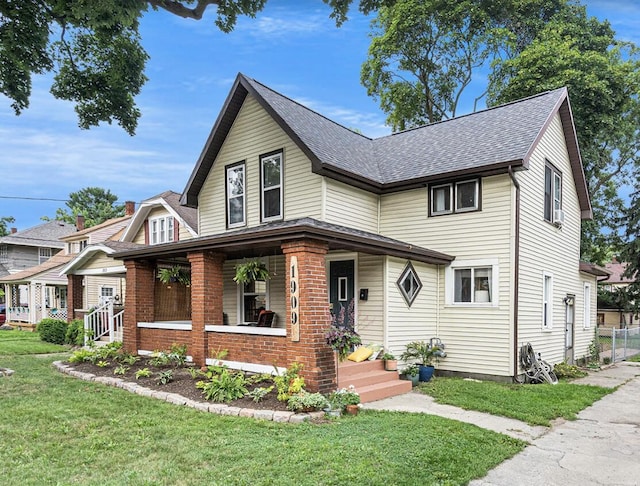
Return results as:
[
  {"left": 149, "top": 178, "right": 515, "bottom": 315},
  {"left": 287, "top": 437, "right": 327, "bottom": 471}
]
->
[{"left": 290, "top": 256, "right": 300, "bottom": 342}]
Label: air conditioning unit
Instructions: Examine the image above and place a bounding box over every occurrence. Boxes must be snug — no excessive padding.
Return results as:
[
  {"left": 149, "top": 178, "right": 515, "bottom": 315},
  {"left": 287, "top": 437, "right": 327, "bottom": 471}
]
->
[{"left": 553, "top": 209, "right": 565, "bottom": 227}]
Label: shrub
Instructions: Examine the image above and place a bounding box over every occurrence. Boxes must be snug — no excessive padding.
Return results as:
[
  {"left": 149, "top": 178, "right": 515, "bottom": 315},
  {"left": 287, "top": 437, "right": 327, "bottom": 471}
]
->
[
  {"left": 553, "top": 361, "right": 588, "bottom": 379},
  {"left": 64, "top": 319, "right": 85, "bottom": 345},
  {"left": 197, "top": 368, "right": 247, "bottom": 403},
  {"left": 37, "top": 318, "right": 68, "bottom": 344},
  {"left": 287, "top": 391, "right": 329, "bottom": 412},
  {"left": 273, "top": 362, "right": 305, "bottom": 402}
]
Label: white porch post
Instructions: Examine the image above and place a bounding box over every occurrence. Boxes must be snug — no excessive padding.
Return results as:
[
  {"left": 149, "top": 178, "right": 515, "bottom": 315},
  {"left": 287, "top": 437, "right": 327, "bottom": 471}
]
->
[
  {"left": 108, "top": 300, "right": 114, "bottom": 342},
  {"left": 29, "top": 283, "right": 36, "bottom": 324}
]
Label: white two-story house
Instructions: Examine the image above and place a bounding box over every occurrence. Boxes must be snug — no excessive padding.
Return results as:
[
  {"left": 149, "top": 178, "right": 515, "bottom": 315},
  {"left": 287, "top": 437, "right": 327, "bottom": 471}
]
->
[{"left": 113, "top": 74, "right": 602, "bottom": 393}]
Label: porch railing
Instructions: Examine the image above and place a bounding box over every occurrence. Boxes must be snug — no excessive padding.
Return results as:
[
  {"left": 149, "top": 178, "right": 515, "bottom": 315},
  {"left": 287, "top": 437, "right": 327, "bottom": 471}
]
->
[
  {"left": 84, "top": 300, "right": 124, "bottom": 345},
  {"left": 8, "top": 306, "right": 30, "bottom": 323}
]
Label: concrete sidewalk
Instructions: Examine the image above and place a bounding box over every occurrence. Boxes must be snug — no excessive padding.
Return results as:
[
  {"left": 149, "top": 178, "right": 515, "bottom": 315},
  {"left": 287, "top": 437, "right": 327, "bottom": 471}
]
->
[{"left": 362, "top": 362, "right": 640, "bottom": 485}]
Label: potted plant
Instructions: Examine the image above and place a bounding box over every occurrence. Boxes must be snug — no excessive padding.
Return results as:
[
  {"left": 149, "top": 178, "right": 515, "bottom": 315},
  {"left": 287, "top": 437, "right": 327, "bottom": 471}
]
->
[
  {"left": 158, "top": 265, "right": 191, "bottom": 286},
  {"left": 325, "top": 326, "right": 361, "bottom": 361},
  {"left": 233, "top": 259, "right": 270, "bottom": 285},
  {"left": 401, "top": 363, "right": 419, "bottom": 387},
  {"left": 381, "top": 352, "right": 398, "bottom": 371},
  {"left": 401, "top": 340, "right": 446, "bottom": 382},
  {"left": 328, "top": 386, "right": 360, "bottom": 415}
]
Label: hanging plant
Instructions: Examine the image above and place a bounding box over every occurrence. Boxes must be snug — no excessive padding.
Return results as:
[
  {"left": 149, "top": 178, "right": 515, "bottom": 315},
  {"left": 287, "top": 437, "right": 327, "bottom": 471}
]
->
[
  {"left": 234, "top": 259, "right": 270, "bottom": 285},
  {"left": 158, "top": 265, "right": 191, "bottom": 286}
]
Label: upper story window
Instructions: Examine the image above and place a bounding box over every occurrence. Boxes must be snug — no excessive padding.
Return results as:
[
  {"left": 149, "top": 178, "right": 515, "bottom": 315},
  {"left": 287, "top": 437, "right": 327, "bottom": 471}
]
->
[
  {"left": 226, "top": 162, "right": 246, "bottom": 228},
  {"left": 39, "top": 247, "right": 52, "bottom": 264},
  {"left": 430, "top": 179, "right": 479, "bottom": 216},
  {"left": 261, "top": 151, "right": 283, "bottom": 222},
  {"left": 0, "top": 244, "right": 7, "bottom": 264},
  {"left": 150, "top": 216, "right": 174, "bottom": 244},
  {"left": 544, "top": 161, "right": 562, "bottom": 224}
]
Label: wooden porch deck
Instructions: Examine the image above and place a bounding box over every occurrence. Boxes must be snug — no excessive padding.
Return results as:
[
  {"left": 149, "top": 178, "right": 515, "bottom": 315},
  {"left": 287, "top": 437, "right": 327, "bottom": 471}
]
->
[{"left": 337, "top": 359, "right": 412, "bottom": 403}]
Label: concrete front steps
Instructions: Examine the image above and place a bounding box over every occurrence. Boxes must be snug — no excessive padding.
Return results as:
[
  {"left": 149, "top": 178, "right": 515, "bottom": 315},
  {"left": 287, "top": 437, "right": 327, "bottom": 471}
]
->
[{"left": 337, "top": 359, "right": 412, "bottom": 403}]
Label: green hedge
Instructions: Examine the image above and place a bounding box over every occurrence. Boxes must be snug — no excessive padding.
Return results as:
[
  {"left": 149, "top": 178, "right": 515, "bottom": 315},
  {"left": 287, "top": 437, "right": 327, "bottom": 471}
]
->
[
  {"left": 65, "top": 319, "right": 85, "bottom": 346},
  {"left": 37, "top": 318, "right": 68, "bottom": 345}
]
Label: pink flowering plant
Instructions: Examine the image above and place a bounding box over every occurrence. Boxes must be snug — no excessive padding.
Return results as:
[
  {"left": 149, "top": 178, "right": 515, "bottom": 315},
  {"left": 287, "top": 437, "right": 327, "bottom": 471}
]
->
[{"left": 325, "top": 299, "right": 361, "bottom": 361}]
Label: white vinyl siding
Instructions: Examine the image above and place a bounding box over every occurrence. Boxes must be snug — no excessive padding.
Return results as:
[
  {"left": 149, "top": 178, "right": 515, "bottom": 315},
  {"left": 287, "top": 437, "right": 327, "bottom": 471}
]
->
[
  {"left": 198, "top": 95, "right": 323, "bottom": 236},
  {"left": 85, "top": 276, "right": 125, "bottom": 308},
  {"left": 324, "top": 179, "right": 379, "bottom": 233},
  {"left": 380, "top": 176, "right": 513, "bottom": 377},
  {"left": 517, "top": 113, "right": 587, "bottom": 363},
  {"left": 356, "top": 254, "right": 384, "bottom": 345}
]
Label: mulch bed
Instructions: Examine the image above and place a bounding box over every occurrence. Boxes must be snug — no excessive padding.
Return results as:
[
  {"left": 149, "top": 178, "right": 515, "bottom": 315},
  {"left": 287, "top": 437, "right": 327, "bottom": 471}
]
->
[{"left": 68, "top": 358, "right": 290, "bottom": 412}]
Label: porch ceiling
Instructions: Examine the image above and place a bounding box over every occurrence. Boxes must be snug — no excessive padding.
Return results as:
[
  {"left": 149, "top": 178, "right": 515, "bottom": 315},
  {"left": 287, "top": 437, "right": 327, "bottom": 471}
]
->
[{"left": 112, "top": 217, "right": 454, "bottom": 265}]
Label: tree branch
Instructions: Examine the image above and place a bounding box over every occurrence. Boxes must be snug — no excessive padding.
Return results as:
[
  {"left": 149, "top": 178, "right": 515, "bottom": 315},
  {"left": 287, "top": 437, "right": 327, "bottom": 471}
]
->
[{"left": 147, "top": 0, "right": 220, "bottom": 20}]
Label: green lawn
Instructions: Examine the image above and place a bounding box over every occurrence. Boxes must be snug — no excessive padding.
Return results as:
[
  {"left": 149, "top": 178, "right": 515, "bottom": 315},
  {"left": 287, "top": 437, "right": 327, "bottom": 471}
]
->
[
  {"left": 0, "top": 353, "right": 525, "bottom": 485},
  {"left": 418, "top": 377, "right": 612, "bottom": 426},
  {"left": 0, "top": 329, "right": 68, "bottom": 354}
]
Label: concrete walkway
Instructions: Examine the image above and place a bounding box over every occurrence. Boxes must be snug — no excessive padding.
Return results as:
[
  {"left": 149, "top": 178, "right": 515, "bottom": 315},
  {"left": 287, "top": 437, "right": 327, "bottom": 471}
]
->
[{"left": 362, "top": 362, "right": 640, "bottom": 485}]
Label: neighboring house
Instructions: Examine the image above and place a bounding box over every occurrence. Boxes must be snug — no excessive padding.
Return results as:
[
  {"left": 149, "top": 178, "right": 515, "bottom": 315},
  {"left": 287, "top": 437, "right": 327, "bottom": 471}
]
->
[
  {"left": 0, "top": 220, "right": 76, "bottom": 277},
  {"left": 0, "top": 208, "right": 134, "bottom": 325},
  {"left": 0, "top": 220, "right": 77, "bottom": 322},
  {"left": 60, "top": 192, "right": 197, "bottom": 342},
  {"left": 598, "top": 258, "right": 638, "bottom": 328},
  {"left": 112, "top": 73, "right": 602, "bottom": 393}
]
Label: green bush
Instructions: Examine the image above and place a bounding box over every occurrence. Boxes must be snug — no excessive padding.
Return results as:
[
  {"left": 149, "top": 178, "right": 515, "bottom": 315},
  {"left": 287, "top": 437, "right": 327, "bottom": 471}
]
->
[
  {"left": 65, "top": 319, "right": 85, "bottom": 345},
  {"left": 553, "top": 361, "right": 588, "bottom": 379},
  {"left": 197, "top": 368, "right": 248, "bottom": 403},
  {"left": 37, "top": 318, "right": 68, "bottom": 345}
]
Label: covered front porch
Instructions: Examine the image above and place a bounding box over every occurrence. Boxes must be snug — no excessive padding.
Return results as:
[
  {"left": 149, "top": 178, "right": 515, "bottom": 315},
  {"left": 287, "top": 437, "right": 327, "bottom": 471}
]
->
[{"left": 114, "top": 218, "right": 452, "bottom": 394}]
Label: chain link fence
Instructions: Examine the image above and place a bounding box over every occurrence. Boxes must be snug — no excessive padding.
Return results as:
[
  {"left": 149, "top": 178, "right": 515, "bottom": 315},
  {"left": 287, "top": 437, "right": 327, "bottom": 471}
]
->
[{"left": 597, "top": 325, "right": 640, "bottom": 363}]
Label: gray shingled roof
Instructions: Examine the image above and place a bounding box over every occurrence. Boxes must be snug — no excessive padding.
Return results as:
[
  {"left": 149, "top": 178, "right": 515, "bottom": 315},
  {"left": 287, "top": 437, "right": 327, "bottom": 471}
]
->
[
  {"left": 0, "top": 220, "right": 77, "bottom": 248},
  {"left": 182, "top": 73, "right": 590, "bottom": 216},
  {"left": 158, "top": 191, "right": 198, "bottom": 233}
]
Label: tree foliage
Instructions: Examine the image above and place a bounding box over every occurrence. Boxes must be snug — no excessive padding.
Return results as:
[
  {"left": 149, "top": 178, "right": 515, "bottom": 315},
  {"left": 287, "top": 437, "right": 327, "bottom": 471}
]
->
[
  {"left": 45, "top": 187, "right": 125, "bottom": 228},
  {"left": 1, "top": 0, "right": 383, "bottom": 135},
  {"left": 0, "top": 216, "right": 16, "bottom": 237}
]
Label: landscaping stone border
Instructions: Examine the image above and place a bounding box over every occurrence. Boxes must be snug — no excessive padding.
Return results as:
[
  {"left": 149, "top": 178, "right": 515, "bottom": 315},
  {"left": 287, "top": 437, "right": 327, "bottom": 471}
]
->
[{"left": 53, "top": 361, "right": 324, "bottom": 424}]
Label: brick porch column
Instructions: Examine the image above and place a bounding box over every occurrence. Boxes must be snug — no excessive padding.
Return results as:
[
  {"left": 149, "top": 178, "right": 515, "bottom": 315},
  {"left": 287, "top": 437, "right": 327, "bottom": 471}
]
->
[
  {"left": 282, "top": 239, "right": 335, "bottom": 394},
  {"left": 123, "top": 260, "right": 155, "bottom": 355},
  {"left": 187, "top": 251, "right": 225, "bottom": 366},
  {"left": 66, "top": 274, "right": 84, "bottom": 321}
]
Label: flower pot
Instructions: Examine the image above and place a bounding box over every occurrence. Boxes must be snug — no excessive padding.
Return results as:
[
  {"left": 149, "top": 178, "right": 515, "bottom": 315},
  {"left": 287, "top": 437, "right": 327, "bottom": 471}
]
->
[
  {"left": 345, "top": 404, "right": 359, "bottom": 416},
  {"left": 418, "top": 365, "right": 435, "bottom": 382},
  {"left": 400, "top": 373, "right": 419, "bottom": 387},
  {"left": 384, "top": 359, "right": 398, "bottom": 371}
]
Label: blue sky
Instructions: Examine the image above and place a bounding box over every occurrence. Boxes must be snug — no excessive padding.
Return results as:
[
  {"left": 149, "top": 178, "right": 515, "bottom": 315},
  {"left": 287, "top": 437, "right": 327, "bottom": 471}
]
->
[{"left": 1, "top": 0, "right": 638, "bottom": 230}]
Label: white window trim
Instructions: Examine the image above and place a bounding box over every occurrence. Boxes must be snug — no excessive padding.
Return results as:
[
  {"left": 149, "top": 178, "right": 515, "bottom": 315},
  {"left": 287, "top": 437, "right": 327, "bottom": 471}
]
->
[
  {"left": 445, "top": 258, "right": 499, "bottom": 307},
  {"left": 149, "top": 216, "right": 174, "bottom": 245},
  {"left": 39, "top": 247, "right": 52, "bottom": 264},
  {"left": 544, "top": 162, "right": 562, "bottom": 223},
  {"left": 0, "top": 244, "right": 7, "bottom": 264},
  {"left": 430, "top": 179, "right": 479, "bottom": 216},
  {"left": 226, "top": 163, "right": 246, "bottom": 228},
  {"left": 583, "top": 283, "right": 591, "bottom": 329},
  {"left": 236, "top": 259, "right": 270, "bottom": 325},
  {"left": 542, "top": 271, "right": 553, "bottom": 331},
  {"left": 260, "top": 151, "right": 283, "bottom": 222}
]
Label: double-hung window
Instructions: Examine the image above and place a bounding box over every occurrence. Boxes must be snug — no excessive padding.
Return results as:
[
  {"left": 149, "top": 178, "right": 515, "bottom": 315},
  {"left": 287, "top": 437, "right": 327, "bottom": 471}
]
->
[
  {"left": 241, "top": 279, "right": 268, "bottom": 324},
  {"left": 226, "top": 162, "right": 246, "bottom": 228},
  {"left": 0, "top": 244, "right": 7, "bottom": 264},
  {"left": 543, "top": 272, "right": 553, "bottom": 330},
  {"left": 544, "top": 161, "right": 562, "bottom": 223},
  {"left": 39, "top": 247, "right": 52, "bottom": 264},
  {"left": 150, "top": 216, "right": 174, "bottom": 244},
  {"left": 261, "top": 151, "right": 283, "bottom": 222},
  {"left": 431, "top": 179, "right": 479, "bottom": 215}
]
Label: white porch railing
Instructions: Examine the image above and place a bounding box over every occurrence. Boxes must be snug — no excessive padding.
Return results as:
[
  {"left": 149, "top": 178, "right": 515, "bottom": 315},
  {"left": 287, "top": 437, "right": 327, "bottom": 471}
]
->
[
  {"left": 8, "top": 306, "right": 30, "bottom": 323},
  {"left": 84, "top": 300, "right": 124, "bottom": 345}
]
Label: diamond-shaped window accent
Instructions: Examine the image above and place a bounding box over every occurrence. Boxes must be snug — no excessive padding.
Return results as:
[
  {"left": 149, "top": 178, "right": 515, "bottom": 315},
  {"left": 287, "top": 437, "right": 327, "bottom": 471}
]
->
[{"left": 397, "top": 262, "right": 422, "bottom": 307}]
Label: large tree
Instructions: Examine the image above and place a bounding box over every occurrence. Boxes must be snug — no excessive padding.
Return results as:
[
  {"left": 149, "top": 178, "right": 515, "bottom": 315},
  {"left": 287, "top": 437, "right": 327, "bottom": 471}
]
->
[
  {"left": 0, "top": 0, "right": 385, "bottom": 135},
  {"left": 0, "top": 216, "right": 15, "bottom": 236},
  {"left": 360, "top": 0, "right": 568, "bottom": 130},
  {"left": 45, "top": 187, "right": 125, "bottom": 228},
  {"left": 488, "top": 4, "right": 640, "bottom": 263}
]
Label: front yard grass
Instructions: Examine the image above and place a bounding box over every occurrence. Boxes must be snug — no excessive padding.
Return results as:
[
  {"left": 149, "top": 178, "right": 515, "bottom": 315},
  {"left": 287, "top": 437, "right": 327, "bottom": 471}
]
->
[
  {"left": 0, "top": 329, "right": 68, "bottom": 355},
  {"left": 0, "top": 354, "right": 525, "bottom": 486},
  {"left": 418, "top": 377, "right": 612, "bottom": 426}
]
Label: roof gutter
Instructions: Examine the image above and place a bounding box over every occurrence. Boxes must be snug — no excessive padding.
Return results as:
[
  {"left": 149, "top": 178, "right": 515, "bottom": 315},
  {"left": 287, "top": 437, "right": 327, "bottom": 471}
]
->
[{"left": 508, "top": 165, "right": 520, "bottom": 381}]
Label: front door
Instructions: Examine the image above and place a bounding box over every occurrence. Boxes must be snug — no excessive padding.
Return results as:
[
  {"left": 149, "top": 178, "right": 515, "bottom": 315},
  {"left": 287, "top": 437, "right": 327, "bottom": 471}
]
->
[
  {"left": 565, "top": 294, "right": 575, "bottom": 363},
  {"left": 329, "top": 260, "right": 355, "bottom": 328}
]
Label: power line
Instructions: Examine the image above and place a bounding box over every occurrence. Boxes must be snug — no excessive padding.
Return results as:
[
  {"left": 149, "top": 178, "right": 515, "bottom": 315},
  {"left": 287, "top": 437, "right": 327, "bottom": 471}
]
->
[{"left": 0, "top": 195, "right": 70, "bottom": 202}]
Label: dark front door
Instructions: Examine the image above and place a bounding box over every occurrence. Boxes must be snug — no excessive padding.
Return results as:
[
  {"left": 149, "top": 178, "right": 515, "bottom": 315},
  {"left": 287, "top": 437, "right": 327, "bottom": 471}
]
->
[{"left": 329, "top": 260, "right": 355, "bottom": 328}]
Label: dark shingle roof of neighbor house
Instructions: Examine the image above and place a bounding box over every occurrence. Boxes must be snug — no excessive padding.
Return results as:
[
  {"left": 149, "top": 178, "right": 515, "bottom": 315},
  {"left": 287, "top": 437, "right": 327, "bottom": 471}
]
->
[
  {"left": 113, "top": 217, "right": 454, "bottom": 266},
  {"left": 181, "top": 73, "right": 591, "bottom": 219},
  {"left": 0, "top": 221, "right": 77, "bottom": 248}
]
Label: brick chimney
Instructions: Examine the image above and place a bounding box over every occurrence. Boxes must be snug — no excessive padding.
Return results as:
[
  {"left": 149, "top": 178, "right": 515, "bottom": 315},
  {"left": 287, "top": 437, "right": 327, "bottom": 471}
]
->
[
  {"left": 125, "top": 201, "right": 136, "bottom": 216},
  {"left": 10, "top": 227, "right": 17, "bottom": 234},
  {"left": 76, "top": 214, "right": 85, "bottom": 231}
]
